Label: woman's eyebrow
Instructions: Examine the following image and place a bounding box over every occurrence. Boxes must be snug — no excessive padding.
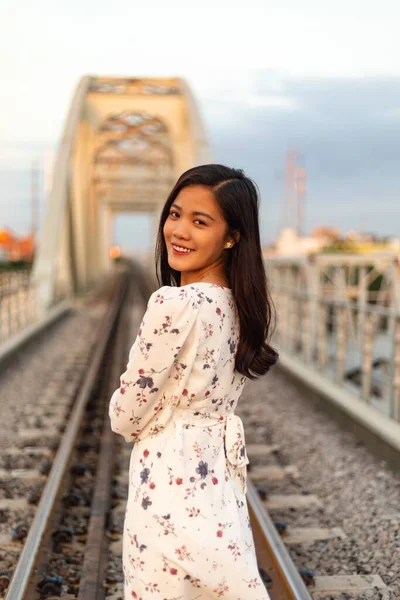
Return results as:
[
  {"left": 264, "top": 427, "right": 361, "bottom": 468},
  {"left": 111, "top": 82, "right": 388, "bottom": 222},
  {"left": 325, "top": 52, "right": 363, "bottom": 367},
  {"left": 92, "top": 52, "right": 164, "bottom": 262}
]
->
[{"left": 171, "top": 203, "right": 216, "bottom": 222}]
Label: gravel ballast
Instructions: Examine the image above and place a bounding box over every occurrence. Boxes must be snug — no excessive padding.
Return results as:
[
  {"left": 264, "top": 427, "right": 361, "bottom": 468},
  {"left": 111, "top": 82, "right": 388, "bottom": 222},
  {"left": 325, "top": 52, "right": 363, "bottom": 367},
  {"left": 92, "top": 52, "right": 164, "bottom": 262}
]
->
[
  {"left": 0, "top": 303, "right": 106, "bottom": 449},
  {"left": 238, "top": 367, "right": 400, "bottom": 600}
]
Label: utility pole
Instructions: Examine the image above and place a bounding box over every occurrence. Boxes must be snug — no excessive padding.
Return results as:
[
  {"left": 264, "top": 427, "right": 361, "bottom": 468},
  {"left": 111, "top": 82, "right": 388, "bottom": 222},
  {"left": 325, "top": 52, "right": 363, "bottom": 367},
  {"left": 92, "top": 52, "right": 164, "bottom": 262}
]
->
[
  {"left": 282, "top": 150, "right": 307, "bottom": 236},
  {"left": 31, "top": 158, "right": 40, "bottom": 242},
  {"left": 295, "top": 166, "right": 307, "bottom": 237},
  {"left": 284, "top": 149, "right": 296, "bottom": 231}
]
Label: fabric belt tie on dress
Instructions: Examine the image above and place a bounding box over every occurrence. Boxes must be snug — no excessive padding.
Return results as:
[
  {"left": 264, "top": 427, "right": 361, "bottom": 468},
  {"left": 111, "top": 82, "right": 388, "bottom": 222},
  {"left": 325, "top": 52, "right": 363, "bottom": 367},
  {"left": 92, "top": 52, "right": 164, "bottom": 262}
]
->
[
  {"left": 224, "top": 412, "right": 250, "bottom": 494},
  {"left": 174, "top": 409, "right": 249, "bottom": 495}
]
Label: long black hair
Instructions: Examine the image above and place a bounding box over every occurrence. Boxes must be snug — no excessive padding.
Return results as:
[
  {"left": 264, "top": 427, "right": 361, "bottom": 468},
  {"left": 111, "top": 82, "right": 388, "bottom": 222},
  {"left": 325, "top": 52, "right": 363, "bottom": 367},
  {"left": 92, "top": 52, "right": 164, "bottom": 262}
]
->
[{"left": 155, "top": 164, "right": 279, "bottom": 379}]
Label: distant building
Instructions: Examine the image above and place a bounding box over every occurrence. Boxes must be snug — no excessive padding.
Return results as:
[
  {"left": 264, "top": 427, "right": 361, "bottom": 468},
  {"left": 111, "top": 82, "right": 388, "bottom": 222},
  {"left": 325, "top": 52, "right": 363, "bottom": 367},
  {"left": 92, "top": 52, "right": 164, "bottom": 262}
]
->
[
  {"left": 263, "top": 227, "right": 400, "bottom": 257},
  {"left": 311, "top": 226, "right": 340, "bottom": 242},
  {"left": 0, "top": 228, "right": 35, "bottom": 262},
  {"left": 388, "top": 238, "right": 400, "bottom": 252},
  {"left": 265, "top": 227, "right": 334, "bottom": 256}
]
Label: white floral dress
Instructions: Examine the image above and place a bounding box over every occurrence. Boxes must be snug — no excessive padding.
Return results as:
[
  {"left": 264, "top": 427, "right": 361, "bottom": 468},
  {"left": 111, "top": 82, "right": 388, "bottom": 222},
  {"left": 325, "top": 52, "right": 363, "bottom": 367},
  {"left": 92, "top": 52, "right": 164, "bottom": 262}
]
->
[{"left": 109, "top": 283, "right": 270, "bottom": 600}]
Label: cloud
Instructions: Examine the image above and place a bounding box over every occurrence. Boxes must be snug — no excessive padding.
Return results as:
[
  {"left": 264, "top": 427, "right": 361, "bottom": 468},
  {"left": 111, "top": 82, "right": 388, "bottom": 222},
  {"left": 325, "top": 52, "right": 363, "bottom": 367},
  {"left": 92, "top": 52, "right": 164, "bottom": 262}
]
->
[
  {"left": 196, "top": 70, "right": 299, "bottom": 113},
  {"left": 203, "top": 73, "right": 400, "bottom": 240},
  {"left": 2, "top": 71, "right": 400, "bottom": 245}
]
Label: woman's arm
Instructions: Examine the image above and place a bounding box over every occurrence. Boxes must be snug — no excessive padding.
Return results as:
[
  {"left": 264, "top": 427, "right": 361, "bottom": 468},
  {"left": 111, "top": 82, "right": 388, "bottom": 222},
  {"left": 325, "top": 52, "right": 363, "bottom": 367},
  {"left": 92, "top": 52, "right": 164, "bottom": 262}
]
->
[{"left": 109, "top": 287, "right": 199, "bottom": 442}]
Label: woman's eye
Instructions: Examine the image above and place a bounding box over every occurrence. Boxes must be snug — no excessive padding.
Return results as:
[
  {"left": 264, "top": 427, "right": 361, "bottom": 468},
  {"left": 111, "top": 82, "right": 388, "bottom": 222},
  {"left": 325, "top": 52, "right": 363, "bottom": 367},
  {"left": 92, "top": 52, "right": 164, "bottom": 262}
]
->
[{"left": 168, "top": 212, "right": 204, "bottom": 225}]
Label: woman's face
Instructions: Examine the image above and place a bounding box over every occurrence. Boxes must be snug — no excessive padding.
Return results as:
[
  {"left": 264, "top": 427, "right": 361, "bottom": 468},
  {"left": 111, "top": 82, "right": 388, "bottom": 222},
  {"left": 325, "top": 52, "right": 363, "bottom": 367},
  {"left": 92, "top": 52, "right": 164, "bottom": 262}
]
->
[{"left": 163, "top": 184, "right": 231, "bottom": 276}]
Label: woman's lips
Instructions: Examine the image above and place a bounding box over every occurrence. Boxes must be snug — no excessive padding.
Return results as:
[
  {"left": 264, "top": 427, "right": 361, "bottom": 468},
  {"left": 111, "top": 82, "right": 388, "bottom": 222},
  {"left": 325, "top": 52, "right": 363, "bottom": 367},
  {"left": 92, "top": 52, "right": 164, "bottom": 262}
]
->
[{"left": 171, "top": 244, "right": 194, "bottom": 256}]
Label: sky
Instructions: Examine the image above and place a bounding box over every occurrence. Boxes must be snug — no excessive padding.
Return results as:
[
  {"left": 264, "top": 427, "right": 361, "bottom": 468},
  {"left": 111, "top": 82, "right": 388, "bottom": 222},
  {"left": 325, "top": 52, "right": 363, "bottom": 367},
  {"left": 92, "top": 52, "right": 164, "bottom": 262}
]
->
[{"left": 1, "top": 0, "right": 400, "bottom": 251}]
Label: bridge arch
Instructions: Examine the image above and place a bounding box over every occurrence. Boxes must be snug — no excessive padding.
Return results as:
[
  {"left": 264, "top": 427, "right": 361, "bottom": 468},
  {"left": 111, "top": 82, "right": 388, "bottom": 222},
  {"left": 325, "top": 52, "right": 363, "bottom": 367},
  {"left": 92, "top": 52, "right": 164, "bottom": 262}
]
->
[{"left": 33, "top": 76, "right": 210, "bottom": 313}]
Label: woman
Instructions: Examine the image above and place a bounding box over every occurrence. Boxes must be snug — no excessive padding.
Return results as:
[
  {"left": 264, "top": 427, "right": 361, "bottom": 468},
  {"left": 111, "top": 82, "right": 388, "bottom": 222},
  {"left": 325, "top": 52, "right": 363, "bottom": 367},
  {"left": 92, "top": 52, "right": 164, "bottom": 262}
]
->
[{"left": 109, "top": 164, "right": 279, "bottom": 599}]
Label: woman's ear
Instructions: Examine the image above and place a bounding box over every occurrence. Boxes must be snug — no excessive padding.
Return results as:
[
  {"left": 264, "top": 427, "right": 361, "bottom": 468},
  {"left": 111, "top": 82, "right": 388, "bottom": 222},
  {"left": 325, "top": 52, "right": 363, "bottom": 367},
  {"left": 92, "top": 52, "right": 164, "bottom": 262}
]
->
[{"left": 225, "top": 232, "right": 240, "bottom": 249}]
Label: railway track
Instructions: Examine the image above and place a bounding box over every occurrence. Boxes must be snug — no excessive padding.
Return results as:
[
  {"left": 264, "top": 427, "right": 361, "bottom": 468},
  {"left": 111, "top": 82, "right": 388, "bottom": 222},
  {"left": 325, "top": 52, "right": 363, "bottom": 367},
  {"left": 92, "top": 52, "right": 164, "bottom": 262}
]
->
[
  {"left": 243, "top": 424, "right": 389, "bottom": 599},
  {"left": 1, "top": 273, "right": 129, "bottom": 599},
  {"left": 0, "top": 272, "right": 389, "bottom": 599}
]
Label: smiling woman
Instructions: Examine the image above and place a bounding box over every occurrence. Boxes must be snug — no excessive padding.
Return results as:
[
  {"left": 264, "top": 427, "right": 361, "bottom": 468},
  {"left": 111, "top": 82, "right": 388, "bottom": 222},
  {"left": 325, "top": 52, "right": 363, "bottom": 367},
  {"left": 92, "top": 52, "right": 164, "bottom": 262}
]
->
[
  {"left": 157, "top": 164, "right": 279, "bottom": 378},
  {"left": 110, "top": 164, "right": 278, "bottom": 600},
  {"left": 162, "top": 185, "right": 234, "bottom": 288}
]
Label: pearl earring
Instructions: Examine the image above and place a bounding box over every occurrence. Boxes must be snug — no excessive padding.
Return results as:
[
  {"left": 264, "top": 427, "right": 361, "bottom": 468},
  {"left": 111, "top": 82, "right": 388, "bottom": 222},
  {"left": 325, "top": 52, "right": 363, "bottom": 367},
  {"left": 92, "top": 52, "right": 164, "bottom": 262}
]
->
[{"left": 225, "top": 242, "right": 233, "bottom": 248}]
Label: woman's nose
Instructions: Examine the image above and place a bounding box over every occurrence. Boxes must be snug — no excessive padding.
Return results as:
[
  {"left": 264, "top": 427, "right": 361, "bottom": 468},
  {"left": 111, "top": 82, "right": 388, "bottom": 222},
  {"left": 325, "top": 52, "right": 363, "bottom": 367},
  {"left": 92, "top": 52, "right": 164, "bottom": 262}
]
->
[{"left": 173, "top": 222, "right": 190, "bottom": 239}]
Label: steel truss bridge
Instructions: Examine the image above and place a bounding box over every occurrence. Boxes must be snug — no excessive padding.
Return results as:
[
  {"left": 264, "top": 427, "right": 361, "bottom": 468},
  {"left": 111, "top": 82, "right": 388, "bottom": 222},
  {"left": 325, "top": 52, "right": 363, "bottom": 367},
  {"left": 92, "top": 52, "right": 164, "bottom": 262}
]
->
[{"left": 1, "top": 75, "right": 400, "bottom": 458}]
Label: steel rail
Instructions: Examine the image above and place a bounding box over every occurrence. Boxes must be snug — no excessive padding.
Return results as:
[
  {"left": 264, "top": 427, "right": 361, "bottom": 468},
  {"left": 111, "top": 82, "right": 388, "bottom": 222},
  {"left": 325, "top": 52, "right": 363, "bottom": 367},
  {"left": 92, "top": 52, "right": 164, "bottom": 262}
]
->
[
  {"left": 247, "top": 480, "right": 312, "bottom": 600},
  {"left": 5, "top": 275, "right": 125, "bottom": 600},
  {"left": 78, "top": 277, "right": 133, "bottom": 598}
]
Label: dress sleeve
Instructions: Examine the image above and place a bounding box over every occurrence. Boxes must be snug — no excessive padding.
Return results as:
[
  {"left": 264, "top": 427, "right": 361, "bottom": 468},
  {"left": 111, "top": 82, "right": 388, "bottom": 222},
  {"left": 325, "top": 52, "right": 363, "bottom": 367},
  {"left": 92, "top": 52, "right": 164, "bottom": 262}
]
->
[{"left": 109, "top": 286, "right": 200, "bottom": 443}]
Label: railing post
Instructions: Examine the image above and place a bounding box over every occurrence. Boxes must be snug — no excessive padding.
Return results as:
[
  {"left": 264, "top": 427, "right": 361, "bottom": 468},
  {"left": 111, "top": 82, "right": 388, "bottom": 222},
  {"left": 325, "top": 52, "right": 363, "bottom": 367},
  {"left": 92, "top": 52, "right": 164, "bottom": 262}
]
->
[
  {"left": 357, "top": 266, "right": 367, "bottom": 347},
  {"left": 288, "top": 293, "right": 295, "bottom": 353},
  {"left": 287, "top": 267, "right": 299, "bottom": 354},
  {"left": 361, "top": 311, "right": 374, "bottom": 403},
  {"left": 7, "top": 272, "right": 12, "bottom": 339},
  {"left": 390, "top": 317, "right": 400, "bottom": 420},
  {"left": 16, "top": 271, "right": 22, "bottom": 332},
  {"left": 281, "top": 268, "right": 290, "bottom": 350},
  {"left": 336, "top": 303, "right": 346, "bottom": 385},
  {"left": 0, "top": 286, "right": 3, "bottom": 345},
  {"left": 308, "top": 256, "right": 319, "bottom": 363},
  {"left": 301, "top": 294, "right": 311, "bottom": 363},
  {"left": 317, "top": 300, "right": 328, "bottom": 368}
]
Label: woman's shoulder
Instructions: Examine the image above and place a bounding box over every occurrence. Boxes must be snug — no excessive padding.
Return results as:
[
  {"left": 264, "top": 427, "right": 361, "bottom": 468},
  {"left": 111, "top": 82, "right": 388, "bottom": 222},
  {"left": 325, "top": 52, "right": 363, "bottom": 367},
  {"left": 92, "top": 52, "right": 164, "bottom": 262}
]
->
[
  {"left": 147, "top": 284, "right": 203, "bottom": 312},
  {"left": 149, "top": 283, "right": 234, "bottom": 313}
]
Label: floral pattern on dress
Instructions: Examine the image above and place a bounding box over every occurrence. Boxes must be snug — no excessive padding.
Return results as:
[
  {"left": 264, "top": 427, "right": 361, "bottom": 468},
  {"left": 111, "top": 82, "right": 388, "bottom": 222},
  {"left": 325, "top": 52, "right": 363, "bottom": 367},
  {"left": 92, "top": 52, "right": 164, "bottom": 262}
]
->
[{"left": 109, "top": 283, "right": 270, "bottom": 599}]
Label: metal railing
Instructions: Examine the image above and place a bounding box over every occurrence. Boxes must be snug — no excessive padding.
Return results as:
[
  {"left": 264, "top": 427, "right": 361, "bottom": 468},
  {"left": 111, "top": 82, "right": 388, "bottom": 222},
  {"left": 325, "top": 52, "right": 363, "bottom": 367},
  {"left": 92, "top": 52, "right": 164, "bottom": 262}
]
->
[
  {"left": 0, "top": 270, "right": 37, "bottom": 345},
  {"left": 267, "top": 254, "right": 400, "bottom": 422},
  {"left": 0, "top": 266, "right": 116, "bottom": 347},
  {"left": 0, "top": 269, "right": 73, "bottom": 346}
]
